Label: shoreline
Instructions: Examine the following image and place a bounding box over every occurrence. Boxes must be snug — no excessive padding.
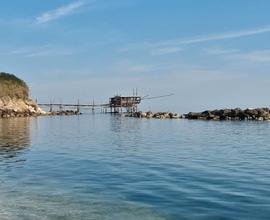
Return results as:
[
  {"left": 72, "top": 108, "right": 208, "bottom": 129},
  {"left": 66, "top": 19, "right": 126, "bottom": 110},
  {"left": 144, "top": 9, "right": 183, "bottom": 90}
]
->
[
  {"left": 0, "top": 110, "right": 81, "bottom": 118},
  {"left": 2, "top": 105, "right": 270, "bottom": 122}
]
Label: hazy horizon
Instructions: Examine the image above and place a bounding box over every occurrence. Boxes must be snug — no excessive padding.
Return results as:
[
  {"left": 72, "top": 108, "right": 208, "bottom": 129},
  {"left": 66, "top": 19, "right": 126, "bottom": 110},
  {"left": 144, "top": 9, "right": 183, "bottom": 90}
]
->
[{"left": 1, "top": 0, "right": 270, "bottom": 112}]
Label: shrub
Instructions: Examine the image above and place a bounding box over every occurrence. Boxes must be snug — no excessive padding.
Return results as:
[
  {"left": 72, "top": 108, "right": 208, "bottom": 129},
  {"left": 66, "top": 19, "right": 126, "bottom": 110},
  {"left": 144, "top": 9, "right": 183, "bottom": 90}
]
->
[{"left": 0, "top": 72, "right": 29, "bottom": 99}]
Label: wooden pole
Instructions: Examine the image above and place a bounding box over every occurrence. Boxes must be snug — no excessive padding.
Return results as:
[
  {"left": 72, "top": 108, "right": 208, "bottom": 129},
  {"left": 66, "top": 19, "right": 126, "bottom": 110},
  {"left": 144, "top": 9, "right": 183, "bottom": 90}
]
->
[
  {"left": 49, "top": 99, "right": 53, "bottom": 112},
  {"left": 77, "top": 99, "right": 80, "bottom": 113},
  {"left": 92, "top": 100, "right": 95, "bottom": 113},
  {"left": 59, "top": 99, "right": 63, "bottom": 112}
]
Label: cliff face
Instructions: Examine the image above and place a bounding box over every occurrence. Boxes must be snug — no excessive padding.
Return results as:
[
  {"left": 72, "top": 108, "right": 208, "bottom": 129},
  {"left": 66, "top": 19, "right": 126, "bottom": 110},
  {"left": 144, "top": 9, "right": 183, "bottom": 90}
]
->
[{"left": 0, "top": 72, "right": 45, "bottom": 118}]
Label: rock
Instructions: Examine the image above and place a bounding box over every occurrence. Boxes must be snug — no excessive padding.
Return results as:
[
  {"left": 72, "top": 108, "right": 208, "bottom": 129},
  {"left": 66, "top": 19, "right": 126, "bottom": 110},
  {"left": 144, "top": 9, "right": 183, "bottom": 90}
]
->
[
  {"left": 126, "top": 111, "right": 182, "bottom": 119},
  {"left": 257, "top": 117, "right": 264, "bottom": 121},
  {"left": 185, "top": 112, "right": 200, "bottom": 119},
  {"left": 47, "top": 110, "right": 81, "bottom": 116},
  {"left": 184, "top": 108, "right": 270, "bottom": 121},
  {"left": 141, "top": 112, "right": 147, "bottom": 117},
  {"left": 171, "top": 113, "right": 181, "bottom": 119},
  {"left": 0, "top": 96, "right": 46, "bottom": 118}
]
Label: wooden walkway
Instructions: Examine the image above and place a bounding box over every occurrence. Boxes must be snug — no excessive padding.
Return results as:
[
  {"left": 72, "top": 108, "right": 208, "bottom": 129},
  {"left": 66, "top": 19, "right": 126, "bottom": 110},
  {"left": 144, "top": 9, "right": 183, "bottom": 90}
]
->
[
  {"left": 38, "top": 93, "right": 174, "bottom": 113},
  {"left": 38, "top": 102, "right": 110, "bottom": 113}
]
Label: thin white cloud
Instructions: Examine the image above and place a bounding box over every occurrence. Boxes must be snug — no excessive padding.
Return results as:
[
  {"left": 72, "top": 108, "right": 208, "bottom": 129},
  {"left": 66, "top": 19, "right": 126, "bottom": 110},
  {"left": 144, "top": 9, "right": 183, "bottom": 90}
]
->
[
  {"left": 204, "top": 46, "right": 270, "bottom": 63},
  {"left": 119, "top": 26, "right": 270, "bottom": 54},
  {"left": 26, "top": 49, "right": 73, "bottom": 57},
  {"left": 36, "top": 1, "right": 86, "bottom": 24},
  {"left": 161, "top": 26, "right": 270, "bottom": 46},
  {"left": 7, "top": 45, "right": 73, "bottom": 57},
  {"left": 9, "top": 45, "right": 50, "bottom": 55}
]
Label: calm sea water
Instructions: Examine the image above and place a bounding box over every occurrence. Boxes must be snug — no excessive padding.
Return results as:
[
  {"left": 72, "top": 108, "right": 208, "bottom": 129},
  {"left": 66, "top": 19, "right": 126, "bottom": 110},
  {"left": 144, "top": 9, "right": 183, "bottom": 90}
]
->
[{"left": 0, "top": 114, "right": 270, "bottom": 220}]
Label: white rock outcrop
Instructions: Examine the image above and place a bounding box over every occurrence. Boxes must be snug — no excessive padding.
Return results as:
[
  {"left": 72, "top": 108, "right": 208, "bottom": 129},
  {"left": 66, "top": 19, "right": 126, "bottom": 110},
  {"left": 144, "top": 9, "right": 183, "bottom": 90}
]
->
[{"left": 0, "top": 96, "right": 46, "bottom": 117}]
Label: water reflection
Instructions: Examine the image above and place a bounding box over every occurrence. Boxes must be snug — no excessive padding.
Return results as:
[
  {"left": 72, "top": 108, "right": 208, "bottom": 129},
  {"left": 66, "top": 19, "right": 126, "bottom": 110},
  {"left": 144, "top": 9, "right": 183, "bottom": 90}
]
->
[
  {"left": 109, "top": 115, "right": 145, "bottom": 153},
  {"left": 109, "top": 115, "right": 142, "bottom": 134},
  {"left": 0, "top": 118, "right": 30, "bottom": 159}
]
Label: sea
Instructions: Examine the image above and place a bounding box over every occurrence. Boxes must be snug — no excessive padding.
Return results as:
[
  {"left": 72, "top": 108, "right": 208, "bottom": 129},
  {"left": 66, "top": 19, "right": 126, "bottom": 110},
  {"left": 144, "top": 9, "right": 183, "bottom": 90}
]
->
[{"left": 0, "top": 114, "right": 270, "bottom": 220}]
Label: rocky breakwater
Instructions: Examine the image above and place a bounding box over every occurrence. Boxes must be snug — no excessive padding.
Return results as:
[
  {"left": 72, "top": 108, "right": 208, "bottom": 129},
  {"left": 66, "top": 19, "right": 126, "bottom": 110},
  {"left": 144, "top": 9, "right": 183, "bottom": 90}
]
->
[
  {"left": 0, "top": 72, "right": 45, "bottom": 118},
  {"left": 126, "top": 111, "right": 182, "bottom": 119},
  {"left": 48, "top": 110, "right": 81, "bottom": 116},
  {"left": 185, "top": 108, "right": 270, "bottom": 121}
]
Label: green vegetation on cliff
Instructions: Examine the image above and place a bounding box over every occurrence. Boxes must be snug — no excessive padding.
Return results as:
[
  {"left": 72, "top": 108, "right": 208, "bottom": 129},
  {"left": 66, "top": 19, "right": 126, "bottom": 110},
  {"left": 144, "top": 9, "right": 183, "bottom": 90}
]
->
[{"left": 0, "top": 72, "right": 29, "bottom": 99}]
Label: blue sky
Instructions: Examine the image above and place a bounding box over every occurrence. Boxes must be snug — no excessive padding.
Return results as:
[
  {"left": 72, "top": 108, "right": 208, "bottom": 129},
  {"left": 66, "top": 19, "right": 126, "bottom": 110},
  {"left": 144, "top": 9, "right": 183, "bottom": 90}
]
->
[{"left": 1, "top": 0, "right": 270, "bottom": 112}]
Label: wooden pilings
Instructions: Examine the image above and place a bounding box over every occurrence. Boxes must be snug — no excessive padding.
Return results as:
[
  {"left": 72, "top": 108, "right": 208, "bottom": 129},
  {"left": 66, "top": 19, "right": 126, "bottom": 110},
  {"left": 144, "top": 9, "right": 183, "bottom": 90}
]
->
[{"left": 38, "top": 94, "right": 141, "bottom": 114}]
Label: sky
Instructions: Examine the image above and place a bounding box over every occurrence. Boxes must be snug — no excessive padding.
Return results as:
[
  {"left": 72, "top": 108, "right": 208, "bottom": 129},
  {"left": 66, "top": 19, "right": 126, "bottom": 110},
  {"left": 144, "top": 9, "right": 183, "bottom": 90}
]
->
[{"left": 1, "top": 0, "right": 270, "bottom": 112}]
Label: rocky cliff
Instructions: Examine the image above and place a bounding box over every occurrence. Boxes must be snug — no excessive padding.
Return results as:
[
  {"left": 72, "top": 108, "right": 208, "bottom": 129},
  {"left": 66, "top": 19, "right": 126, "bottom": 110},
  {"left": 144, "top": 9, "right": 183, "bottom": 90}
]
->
[{"left": 0, "top": 72, "right": 45, "bottom": 118}]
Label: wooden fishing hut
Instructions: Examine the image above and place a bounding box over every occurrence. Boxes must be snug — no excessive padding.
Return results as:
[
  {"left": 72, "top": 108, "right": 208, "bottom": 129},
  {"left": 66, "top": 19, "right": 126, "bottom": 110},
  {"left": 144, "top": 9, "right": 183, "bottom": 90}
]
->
[{"left": 109, "top": 96, "right": 141, "bottom": 113}]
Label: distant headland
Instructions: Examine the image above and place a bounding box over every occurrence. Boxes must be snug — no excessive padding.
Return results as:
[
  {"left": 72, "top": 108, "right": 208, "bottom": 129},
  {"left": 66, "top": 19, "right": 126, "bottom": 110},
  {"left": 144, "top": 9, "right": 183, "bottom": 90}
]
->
[{"left": 0, "top": 72, "right": 45, "bottom": 118}]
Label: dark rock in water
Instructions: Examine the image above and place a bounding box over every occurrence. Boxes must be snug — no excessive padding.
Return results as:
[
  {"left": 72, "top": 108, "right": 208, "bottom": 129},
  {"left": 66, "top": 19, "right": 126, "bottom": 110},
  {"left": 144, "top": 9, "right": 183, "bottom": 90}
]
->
[
  {"left": 185, "top": 112, "right": 200, "bottom": 119},
  {"left": 184, "top": 108, "right": 270, "bottom": 121},
  {"left": 126, "top": 111, "right": 182, "bottom": 119},
  {"left": 48, "top": 110, "right": 81, "bottom": 116}
]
